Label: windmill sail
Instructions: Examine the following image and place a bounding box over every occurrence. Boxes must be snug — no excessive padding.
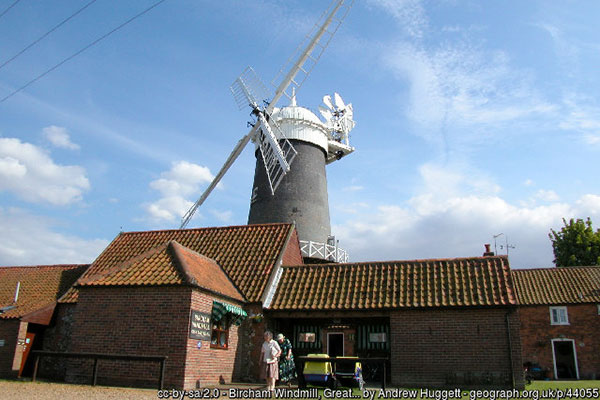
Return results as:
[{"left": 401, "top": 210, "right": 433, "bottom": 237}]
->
[
  {"left": 256, "top": 122, "right": 297, "bottom": 194},
  {"left": 179, "top": 0, "right": 354, "bottom": 229},
  {"left": 232, "top": 68, "right": 298, "bottom": 194}
]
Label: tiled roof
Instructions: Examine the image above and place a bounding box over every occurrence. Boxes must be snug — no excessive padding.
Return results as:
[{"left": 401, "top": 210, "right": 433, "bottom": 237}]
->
[
  {"left": 78, "top": 240, "right": 244, "bottom": 302},
  {"left": 0, "top": 264, "right": 88, "bottom": 319},
  {"left": 512, "top": 266, "right": 600, "bottom": 305},
  {"left": 61, "top": 223, "right": 295, "bottom": 303},
  {"left": 270, "top": 256, "right": 516, "bottom": 310}
]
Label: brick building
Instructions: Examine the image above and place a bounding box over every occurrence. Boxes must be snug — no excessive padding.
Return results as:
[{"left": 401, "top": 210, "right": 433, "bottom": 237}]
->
[
  {"left": 0, "top": 223, "right": 530, "bottom": 389},
  {"left": 0, "top": 264, "right": 88, "bottom": 378},
  {"left": 512, "top": 266, "right": 600, "bottom": 380},
  {"left": 269, "top": 257, "right": 524, "bottom": 388}
]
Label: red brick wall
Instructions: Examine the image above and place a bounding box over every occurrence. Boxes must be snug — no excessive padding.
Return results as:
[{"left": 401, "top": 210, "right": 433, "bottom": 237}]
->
[
  {"left": 519, "top": 304, "right": 600, "bottom": 380},
  {"left": 66, "top": 286, "right": 191, "bottom": 388},
  {"left": 183, "top": 291, "right": 243, "bottom": 389},
  {"left": 390, "top": 308, "right": 523, "bottom": 388},
  {"left": 282, "top": 229, "right": 303, "bottom": 266},
  {"left": 0, "top": 319, "right": 25, "bottom": 378}
]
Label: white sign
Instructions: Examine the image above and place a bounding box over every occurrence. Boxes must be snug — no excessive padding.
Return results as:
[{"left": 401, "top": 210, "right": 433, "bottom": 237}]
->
[
  {"left": 299, "top": 332, "right": 316, "bottom": 343},
  {"left": 369, "top": 333, "right": 387, "bottom": 343}
]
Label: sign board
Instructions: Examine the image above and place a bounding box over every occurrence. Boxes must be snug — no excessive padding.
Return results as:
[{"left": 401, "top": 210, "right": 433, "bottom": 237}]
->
[
  {"left": 369, "top": 332, "right": 387, "bottom": 343},
  {"left": 189, "top": 310, "right": 211, "bottom": 341},
  {"left": 299, "top": 332, "right": 316, "bottom": 343}
]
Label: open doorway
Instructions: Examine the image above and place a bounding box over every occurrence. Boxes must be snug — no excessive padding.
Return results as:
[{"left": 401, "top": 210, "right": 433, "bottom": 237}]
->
[
  {"left": 327, "top": 333, "right": 344, "bottom": 357},
  {"left": 552, "top": 339, "right": 579, "bottom": 380}
]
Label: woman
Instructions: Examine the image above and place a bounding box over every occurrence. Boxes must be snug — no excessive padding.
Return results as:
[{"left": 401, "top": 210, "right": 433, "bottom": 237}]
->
[
  {"left": 276, "top": 333, "right": 297, "bottom": 386},
  {"left": 260, "top": 331, "right": 281, "bottom": 392}
]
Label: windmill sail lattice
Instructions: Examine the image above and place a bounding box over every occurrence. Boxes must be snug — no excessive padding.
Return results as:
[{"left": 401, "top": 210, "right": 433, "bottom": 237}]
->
[
  {"left": 231, "top": 67, "right": 298, "bottom": 194},
  {"left": 180, "top": 0, "right": 354, "bottom": 229}
]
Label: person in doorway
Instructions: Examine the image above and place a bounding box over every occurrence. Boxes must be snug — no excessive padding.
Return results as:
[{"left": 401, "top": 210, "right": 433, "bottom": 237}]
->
[
  {"left": 260, "top": 331, "right": 281, "bottom": 393},
  {"left": 276, "top": 333, "right": 297, "bottom": 386}
]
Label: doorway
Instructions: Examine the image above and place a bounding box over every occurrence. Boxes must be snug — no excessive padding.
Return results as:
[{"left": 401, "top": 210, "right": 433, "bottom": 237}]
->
[
  {"left": 552, "top": 339, "right": 579, "bottom": 380},
  {"left": 327, "top": 333, "right": 344, "bottom": 357}
]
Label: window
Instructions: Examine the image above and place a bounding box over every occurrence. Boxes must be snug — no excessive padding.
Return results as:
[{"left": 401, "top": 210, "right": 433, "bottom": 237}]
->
[
  {"left": 597, "top": 304, "right": 600, "bottom": 315},
  {"left": 211, "top": 315, "right": 229, "bottom": 349},
  {"left": 550, "top": 306, "right": 569, "bottom": 325}
]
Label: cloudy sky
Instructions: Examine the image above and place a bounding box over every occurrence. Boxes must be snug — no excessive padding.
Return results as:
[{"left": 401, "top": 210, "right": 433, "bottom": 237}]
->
[{"left": 1, "top": 0, "right": 599, "bottom": 268}]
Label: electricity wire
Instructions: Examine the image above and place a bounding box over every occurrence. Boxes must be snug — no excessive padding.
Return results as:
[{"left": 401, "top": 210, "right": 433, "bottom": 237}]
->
[
  {"left": 0, "top": 0, "right": 98, "bottom": 71},
  {"left": 0, "top": 0, "right": 21, "bottom": 21},
  {"left": 0, "top": 0, "right": 168, "bottom": 104}
]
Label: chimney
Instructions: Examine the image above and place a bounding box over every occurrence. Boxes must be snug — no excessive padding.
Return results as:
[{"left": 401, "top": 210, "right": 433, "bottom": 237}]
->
[{"left": 483, "top": 244, "right": 494, "bottom": 257}]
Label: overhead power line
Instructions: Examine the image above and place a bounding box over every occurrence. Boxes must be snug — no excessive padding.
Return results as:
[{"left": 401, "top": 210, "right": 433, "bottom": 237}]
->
[
  {"left": 0, "top": 0, "right": 21, "bottom": 21},
  {"left": 0, "top": 0, "right": 168, "bottom": 104},
  {"left": 0, "top": 0, "right": 98, "bottom": 71}
]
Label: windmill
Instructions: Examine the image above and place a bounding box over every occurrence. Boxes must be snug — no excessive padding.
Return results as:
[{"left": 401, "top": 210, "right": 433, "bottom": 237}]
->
[{"left": 181, "top": 0, "right": 355, "bottom": 262}]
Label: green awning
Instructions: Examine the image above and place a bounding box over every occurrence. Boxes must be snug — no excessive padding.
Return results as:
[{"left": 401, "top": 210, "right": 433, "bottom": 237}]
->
[{"left": 211, "top": 300, "right": 247, "bottom": 326}]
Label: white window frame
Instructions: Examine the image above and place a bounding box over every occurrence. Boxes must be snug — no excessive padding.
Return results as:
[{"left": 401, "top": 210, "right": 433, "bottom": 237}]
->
[{"left": 549, "top": 306, "right": 569, "bottom": 325}]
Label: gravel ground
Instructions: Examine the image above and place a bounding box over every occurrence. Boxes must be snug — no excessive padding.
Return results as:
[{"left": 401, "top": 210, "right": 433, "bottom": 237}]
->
[
  {"left": 0, "top": 380, "right": 271, "bottom": 400},
  {"left": 0, "top": 380, "right": 160, "bottom": 400}
]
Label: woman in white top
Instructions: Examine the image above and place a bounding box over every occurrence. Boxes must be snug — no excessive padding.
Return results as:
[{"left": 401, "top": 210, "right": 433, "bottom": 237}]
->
[{"left": 260, "top": 331, "right": 281, "bottom": 392}]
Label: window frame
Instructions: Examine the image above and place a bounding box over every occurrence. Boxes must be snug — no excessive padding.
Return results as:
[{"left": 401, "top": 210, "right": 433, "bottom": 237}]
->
[
  {"left": 549, "top": 306, "right": 569, "bottom": 325},
  {"left": 210, "top": 315, "right": 230, "bottom": 350}
]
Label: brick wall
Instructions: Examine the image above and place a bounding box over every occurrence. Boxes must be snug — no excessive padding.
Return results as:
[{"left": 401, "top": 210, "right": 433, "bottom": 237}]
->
[
  {"left": 238, "top": 303, "right": 267, "bottom": 382},
  {"left": 0, "top": 319, "right": 26, "bottom": 378},
  {"left": 390, "top": 308, "right": 523, "bottom": 389},
  {"left": 66, "top": 286, "right": 191, "bottom": 388},
  {"left": 182, "top": 290, "right": 244, "bottom": 389},
  {"left": 39, "top": 303, "right": 76, "bottom": 379},
  {"left": 519, "top": 304, "right": 600, "bottom": 380},
  {"left": 282, "top": 229, "right": 303, "bottom": 266}
]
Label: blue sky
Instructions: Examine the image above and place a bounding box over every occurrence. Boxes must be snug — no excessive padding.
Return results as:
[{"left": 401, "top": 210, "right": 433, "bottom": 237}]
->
[{"left": 1, "top": 0, "right": 599, "bottom": 269}]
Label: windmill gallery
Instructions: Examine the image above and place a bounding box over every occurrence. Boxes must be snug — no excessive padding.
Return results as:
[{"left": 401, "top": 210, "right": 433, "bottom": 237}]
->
[{"left": 2, "top": 0, "right": 599, "bottom": 392}]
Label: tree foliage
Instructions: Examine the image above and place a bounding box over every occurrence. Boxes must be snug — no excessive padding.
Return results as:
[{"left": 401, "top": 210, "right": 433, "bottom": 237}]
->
[{"left": 549, "top": 217, "right": 600, "bottom": 267}]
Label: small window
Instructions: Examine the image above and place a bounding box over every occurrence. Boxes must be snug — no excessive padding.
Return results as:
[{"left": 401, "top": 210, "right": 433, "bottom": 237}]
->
[
  {"left": 550, "top": 306, "right": 569, "bottom": 325},
  {"left": 210, "top": 316, "right": 229, "bottom": 349},
  {"left": 597, "top": 304, "right": 600, "bottom": 315}
]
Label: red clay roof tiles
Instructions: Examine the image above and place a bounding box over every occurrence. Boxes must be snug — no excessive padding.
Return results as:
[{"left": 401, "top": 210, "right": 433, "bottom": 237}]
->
[
  {"left": 270, "top": 256, "right": 516, "bottom": 310},
  {"left": 0, "top": 264, "right": 88, "bottom": 319},
  {"left": 511, "top": 266, "right": 600, "bottom": 305},
  {"left": 61, "top": 223, "right": 295, "bottom": 303},
  {"left": 78, "top": 240, "right": 244, "bottom": 301}
]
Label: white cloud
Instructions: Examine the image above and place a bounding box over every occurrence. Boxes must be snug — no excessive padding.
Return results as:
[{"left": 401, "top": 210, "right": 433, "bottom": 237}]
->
[
  {"left": 559, "top": 94, "right": 600, "bottom": 145},
  {"left": 144, "top": 161, "right": 215, "bottom": 223},
  {"left": 342, "top": 185, "right": 364, "bottom": 192},
  {"left": 334, "top": 163, "right": 600, "bottom": 268},
  {"left": 366, "top": 0, "right": 427, "bottom": 38},
  {"left": 0, "top": 138, "right": 90, "bottom": 205},
  {"left": 42, "top": 125, "right": 80, "bottom": 150},
  {"left": 211, "top": 209, "right": 233, "bottom": 223},
  {"left": 0, "top": 207, "right": 108, "bottom": 265},
  {"left": 385, "top": 42, "right": 554, "bottom": 134},
  {"left": 535, "top": 189, "right": 560, "bottom": 203}
]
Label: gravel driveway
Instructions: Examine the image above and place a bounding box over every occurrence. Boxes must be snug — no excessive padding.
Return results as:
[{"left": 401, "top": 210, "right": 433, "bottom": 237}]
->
[{"left": 0, "top": 380, "right": 158, "bottom": 400}]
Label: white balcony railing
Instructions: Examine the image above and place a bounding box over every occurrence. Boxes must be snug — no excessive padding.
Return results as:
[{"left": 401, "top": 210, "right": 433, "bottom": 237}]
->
[{"left": 299, "top": 240, "right": 349, "bottom": 263}]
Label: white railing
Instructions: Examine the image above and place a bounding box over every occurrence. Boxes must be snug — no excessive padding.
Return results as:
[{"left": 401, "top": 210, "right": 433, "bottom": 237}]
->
[{"left": 299, "top": 240, "right": 349, "bottom": 263}]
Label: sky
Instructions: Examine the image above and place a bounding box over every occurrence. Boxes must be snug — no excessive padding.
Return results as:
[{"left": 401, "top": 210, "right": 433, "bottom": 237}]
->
[{"left": 1, "top": 0, "right": 600, "bottom": 269}]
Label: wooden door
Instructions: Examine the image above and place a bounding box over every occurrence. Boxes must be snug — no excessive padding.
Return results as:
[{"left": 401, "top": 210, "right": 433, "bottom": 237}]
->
[{"left": 18, "top": 332, "right": 35, "bottom": 377}]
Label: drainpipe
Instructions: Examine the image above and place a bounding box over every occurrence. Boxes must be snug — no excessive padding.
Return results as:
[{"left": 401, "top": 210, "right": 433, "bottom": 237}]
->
[{"left": 505, "top": 311, "right": 516, "bottom": 388}]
